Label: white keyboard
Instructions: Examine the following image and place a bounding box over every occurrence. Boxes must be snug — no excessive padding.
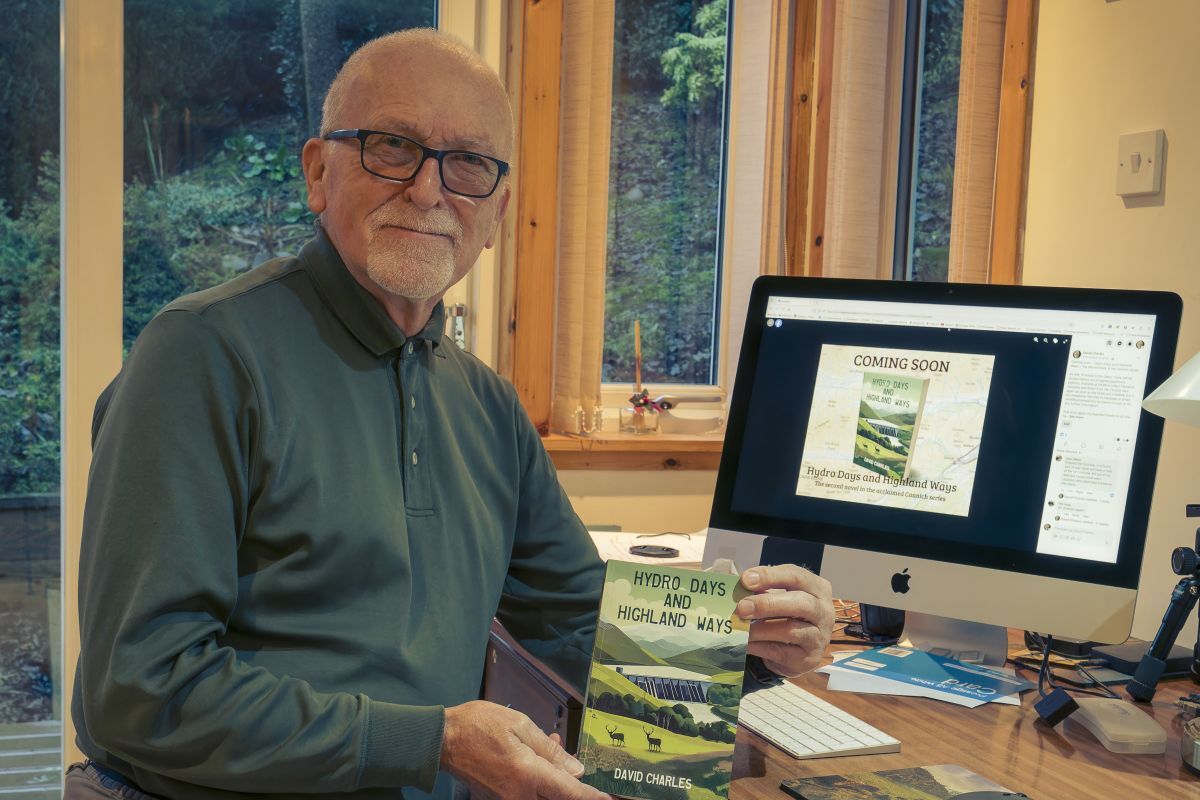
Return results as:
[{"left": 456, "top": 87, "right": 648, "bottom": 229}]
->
[{"left": 738, "top": 682, "right": 901, "bottom": 759}]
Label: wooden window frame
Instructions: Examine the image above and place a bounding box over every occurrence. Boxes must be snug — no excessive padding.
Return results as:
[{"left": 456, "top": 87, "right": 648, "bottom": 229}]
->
[
  {"left": 786, "top": 0, "right": 1036, "bottom": 283},
  {"left": 989, "top": 0, "right": 1034, "bottom": 285},
  {"left": 507, "top": 0, "right": 1034, "bottom": 470},
  {"left": 506, "top": 0, "right": 736, "bottom": 471}
]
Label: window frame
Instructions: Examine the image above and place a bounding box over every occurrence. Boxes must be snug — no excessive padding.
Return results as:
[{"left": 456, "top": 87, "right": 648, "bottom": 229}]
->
[
  {"left": 785, "top": 0, "right": 1034, "bottom": 284},
  {"left": 62, "top": 0, "right": 124, "bottom": 769},
  {"left": 509, "top": 0, "right": 1034, "bottom": 469},
  {"left": 506, "top": 0, "right": 790, "bottom": 470}
]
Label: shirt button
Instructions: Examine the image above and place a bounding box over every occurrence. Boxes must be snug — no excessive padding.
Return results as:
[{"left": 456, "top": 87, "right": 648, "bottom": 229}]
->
[
  {"left": 407, "top": 342, "right": 414, "bottom": 355},
  {"left": 412, "top": 451, "right": 419, "bottom": 466},
  {"left": 411, "top": 396, "right": 416, "bottom": 409}
]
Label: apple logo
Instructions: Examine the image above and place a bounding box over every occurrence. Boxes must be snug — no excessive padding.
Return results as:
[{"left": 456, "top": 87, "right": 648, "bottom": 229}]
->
[{"left": 890, "top": 568, "right": 911, "bottom": 594}]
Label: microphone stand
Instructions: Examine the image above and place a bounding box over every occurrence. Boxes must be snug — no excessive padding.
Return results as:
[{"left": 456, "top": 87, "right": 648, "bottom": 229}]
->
[{"left": 1128, "top": 504, "right": 1200, "bottom": 702}]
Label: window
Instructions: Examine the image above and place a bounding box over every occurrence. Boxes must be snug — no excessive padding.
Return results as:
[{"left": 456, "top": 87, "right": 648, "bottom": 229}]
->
[
  {"left": 904, "top": 0, "right": 964, "bottom": 282},
  {"left": 0, "top": 0, "right": 62, "bottom": 789},
  {"left": 603, "top": 0, "right": 730, "bottom": 385},
  {"left": 122, "top": 0, "right": 438, "bottom": 347},
  {"left": 510, "top": 0, "right": 780, "bottom": 463},
  {"left": 511, "top": 0, "right": 1032, "bottom": 465},
  {"left": 791, "top": 0, "right": 1031, "bottom": 286}
]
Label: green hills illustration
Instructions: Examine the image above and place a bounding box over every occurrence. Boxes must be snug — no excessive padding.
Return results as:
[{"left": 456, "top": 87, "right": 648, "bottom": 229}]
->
[
  {"left": 595, "top": 621, "right": 746, "bottom": 675},
  {"left": 858, "top": 400, "right": 917, "bottom": 427}
]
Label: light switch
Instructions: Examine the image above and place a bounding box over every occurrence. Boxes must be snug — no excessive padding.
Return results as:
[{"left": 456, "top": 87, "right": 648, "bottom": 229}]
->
[{"left": 1115, "top": 129, "right": 1164, "bottom": 197}]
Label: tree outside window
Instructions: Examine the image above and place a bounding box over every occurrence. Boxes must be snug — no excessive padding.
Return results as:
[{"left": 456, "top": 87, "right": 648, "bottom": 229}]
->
[{"left": 604, "top": 0, "right": 730, "bottom": 385}]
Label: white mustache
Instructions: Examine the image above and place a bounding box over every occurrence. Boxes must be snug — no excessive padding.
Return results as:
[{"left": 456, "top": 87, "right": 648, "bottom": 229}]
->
[{"left": 371, "top": 209, "right": 461, "bottom": 239}]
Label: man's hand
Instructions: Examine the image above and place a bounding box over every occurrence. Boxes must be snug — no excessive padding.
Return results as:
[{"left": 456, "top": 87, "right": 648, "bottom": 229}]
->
[
  {"left": 441, "top": 701, "right": 611, "bottom": 800},
  {"left": 736, "top": 564, "right": 834, "bottom": 678}
]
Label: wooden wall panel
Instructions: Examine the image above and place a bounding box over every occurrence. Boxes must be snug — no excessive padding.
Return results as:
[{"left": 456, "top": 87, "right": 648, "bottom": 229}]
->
[
  {"left": 784, "top": 1, "right": 819, "bottom": 277},
  {"left": 511, "top": 0, "right": 563, "bottom": 431},
  {"left": 989, "top": 0, "right": 1035, "bottom": 285}
]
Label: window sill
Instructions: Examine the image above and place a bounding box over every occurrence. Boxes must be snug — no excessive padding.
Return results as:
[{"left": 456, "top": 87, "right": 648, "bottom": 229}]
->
[{"left": 543, "top": 432, "right": 724, "bottom": 471}]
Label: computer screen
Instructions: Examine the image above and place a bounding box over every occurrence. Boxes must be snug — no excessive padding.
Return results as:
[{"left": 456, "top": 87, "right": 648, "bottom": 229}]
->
[{"left": 706, "top": 277, "right": 1181, "bottom": 646}]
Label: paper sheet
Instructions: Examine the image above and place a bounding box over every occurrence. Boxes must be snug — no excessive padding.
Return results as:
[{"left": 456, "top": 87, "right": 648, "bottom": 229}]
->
[
  {"left": 587, "top": 529, "right": 707, "bottom": 566},
  {"left": 819, "top": 650, "right": 1023, "bottom": 707}
]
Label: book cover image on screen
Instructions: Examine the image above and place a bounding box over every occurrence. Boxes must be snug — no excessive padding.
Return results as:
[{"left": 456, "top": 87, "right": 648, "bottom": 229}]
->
[
  {"left": 794, "top": 344, "right": 995, "bottom": 517},
  {"left": 576, "top": 561, "right": 751, "bottom": 800}
]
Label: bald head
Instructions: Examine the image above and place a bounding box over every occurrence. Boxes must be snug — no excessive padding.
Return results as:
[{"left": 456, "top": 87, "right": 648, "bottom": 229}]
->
[
  {"left": 301, "top": 27, "right": 514, "bottom": 334},
  {"left": 320, "top": 28, "right": 514, "bottom": 158}
]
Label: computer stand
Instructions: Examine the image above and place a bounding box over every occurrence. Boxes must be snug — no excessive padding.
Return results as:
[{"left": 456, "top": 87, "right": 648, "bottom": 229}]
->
[{"left": 903, "top": 611, "right": 1009, "bottom": 667}]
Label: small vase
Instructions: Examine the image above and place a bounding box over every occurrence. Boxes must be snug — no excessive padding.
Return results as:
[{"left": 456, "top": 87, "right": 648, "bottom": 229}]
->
[{"left": 619, "top": 406, "right": 660, "bottom": 435}]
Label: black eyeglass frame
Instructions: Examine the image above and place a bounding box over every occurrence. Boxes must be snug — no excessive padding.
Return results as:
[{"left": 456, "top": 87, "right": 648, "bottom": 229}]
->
[{"left": 324, "top": 128, "right": 510, "bottom": 199}]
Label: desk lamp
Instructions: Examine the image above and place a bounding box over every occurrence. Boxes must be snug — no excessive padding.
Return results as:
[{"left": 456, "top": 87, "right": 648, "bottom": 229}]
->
[
  {"left": 1129, "top": 351, "right": 1200, "bottom": 702},
  {"left": 1144, "top": 349, "right": 1200, "bottom": 425}
]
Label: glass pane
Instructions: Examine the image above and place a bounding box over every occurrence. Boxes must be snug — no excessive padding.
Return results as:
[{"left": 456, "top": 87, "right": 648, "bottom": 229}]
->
[
  {"left": 0, "top": 0, "right": 63, "bottom": 792},
  {"left": 603, "top": 0, "right": 730, "bottom": 385},
  {"left": 123, "top": 0, "right": 438, "bottom": 349},
  {"left": 909, "top": 0, "right": 963, "bottom": 282}
]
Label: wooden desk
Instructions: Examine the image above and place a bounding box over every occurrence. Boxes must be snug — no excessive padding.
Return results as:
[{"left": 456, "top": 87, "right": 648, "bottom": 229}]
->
[{"left": 730, "top": 643, "right": 1199, "bottom": 800}]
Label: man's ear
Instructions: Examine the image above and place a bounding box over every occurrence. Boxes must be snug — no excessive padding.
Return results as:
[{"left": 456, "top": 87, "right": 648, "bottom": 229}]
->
[
  {"left": 483, "top": 184, "right": 511, "bottom": 250},
  {"left": 301, "top": 138, "right": 328, "bottom": 215}
]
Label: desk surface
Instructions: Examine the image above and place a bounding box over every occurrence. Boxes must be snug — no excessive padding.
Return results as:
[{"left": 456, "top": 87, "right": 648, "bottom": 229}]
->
[
  {"left": 732, "top": 639, "right": 1199, "bottom": 800},
  {"left": 583, "top": 532, "right": 1198, "bottom": 797}
]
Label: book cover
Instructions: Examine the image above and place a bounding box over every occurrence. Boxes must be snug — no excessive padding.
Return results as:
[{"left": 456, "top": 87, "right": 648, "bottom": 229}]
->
[
  {"left": 781, "top": 764, "right": 1018, "bottom": 800},
  {"left": 577, "top": 561, "right": 751, "bottom": 800},
  {"left": 853, "top": 372, "right": 930, "bottom": 480}
]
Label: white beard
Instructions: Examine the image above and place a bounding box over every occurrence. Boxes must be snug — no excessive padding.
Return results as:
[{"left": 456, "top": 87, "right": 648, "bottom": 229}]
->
[{"left": 365, "top": 233, "right": 457, "bottom": 301}]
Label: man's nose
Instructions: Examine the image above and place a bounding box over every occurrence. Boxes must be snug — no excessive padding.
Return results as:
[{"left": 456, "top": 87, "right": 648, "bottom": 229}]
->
[{"left": 404, "top": 155, "right": 444, "bottom": 209}]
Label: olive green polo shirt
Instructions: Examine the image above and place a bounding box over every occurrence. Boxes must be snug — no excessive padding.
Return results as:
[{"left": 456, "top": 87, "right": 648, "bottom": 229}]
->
[{"left": 72, "top": 231, "right": 603, "bottom": 799}]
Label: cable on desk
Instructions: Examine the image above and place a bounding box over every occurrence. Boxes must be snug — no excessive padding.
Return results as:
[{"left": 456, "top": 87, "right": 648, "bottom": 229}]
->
[
  {"left": 1027, "top": 632, "right": 1119, "bottom": 700},
  {"left": 1029, "top": 632, "right": 1129, "bottom": 728},
  {"left": 1031, "top": 634, "right": 1079, "bottom": 726}
]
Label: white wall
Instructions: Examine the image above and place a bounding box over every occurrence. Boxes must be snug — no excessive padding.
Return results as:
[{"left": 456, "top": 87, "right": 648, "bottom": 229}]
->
[
  {"left": 559, "top": 470, "right": 716, "bottom": 533},
  {"left": 1022, "top": 0, "right": 1200, "bottom": 641}
]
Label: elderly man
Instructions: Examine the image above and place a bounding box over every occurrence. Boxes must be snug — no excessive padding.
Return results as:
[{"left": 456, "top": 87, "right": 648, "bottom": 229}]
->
[{"left": 69, "top": 29, "right": 833, "bottom": 800}]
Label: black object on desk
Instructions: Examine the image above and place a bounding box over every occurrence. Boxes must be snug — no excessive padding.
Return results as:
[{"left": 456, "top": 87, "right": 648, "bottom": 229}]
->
[
  {"left": 1021, "top": 631, "right": 1097, "bottom": 658},
  {"left": 1096, "top": 641, "right": 1194, "bottom": 676},
  {"left": 1125, "top": 516, "right": 1200, "bottom": 701},
  {"left": 629, "top": 543, "right": 679, "bottom": 558}
]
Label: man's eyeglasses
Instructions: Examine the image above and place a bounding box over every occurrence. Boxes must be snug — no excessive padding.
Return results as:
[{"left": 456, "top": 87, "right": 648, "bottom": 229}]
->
[{"left": 324, "top": 129, "right": 509, "bottom": 199}]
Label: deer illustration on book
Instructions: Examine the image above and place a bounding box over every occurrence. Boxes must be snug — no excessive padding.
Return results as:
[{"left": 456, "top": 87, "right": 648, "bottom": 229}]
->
[{"left": 577, "top": 561, "right": 751, "bottom": 800}]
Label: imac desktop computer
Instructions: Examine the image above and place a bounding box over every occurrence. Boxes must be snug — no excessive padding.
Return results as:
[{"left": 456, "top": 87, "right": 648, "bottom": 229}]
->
[{"left": 702, "top": 276, "right": 1181, "bottom": 665}]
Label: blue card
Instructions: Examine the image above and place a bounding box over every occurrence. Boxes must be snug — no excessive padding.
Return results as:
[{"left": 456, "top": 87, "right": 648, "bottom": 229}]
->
[{"left": 834, "top": 645, "right": 1034, "bottom": 703}]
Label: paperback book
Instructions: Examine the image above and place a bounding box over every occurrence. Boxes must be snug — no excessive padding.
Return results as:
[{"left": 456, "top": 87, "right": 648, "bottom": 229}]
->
[
  {"left": 853, "top": 371, "right": 930, "bottom": 480},
  {"left": 781, "top": 764, "right": 1022, "bottom": 800},
  {"left": 577, "top": 560, "right": 751, "bottom": 800}
]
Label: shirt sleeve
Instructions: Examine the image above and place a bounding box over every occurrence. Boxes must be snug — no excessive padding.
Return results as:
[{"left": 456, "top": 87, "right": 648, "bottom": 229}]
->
[
  {"left": 494, "top": 400, "right": 605, "bottom": 695},
  {"left": 76, "top": 309, "right": 443, "bottom": 794}
]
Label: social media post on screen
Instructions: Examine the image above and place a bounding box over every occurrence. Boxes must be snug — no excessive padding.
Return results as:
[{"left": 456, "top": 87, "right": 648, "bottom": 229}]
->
[{"left": 1035, "top": 321, "right": 1155, "bottom": 563}]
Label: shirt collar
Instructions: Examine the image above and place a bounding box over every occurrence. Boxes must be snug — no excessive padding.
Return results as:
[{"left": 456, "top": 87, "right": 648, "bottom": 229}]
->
[{"left": 300, "top": 227, "right": 446, "bottom": 358}]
